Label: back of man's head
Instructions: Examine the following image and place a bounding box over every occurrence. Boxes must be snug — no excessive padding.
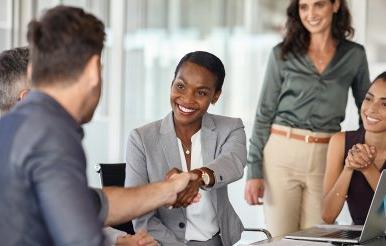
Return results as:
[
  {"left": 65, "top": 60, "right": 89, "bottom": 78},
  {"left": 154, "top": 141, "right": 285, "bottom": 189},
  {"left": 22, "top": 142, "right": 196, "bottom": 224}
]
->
[
  {"left": 27, "top": 5, "right": 105, "bottom": 87},
  {"left": 0, "top": 47, "right": 29, "bottom": 115}
]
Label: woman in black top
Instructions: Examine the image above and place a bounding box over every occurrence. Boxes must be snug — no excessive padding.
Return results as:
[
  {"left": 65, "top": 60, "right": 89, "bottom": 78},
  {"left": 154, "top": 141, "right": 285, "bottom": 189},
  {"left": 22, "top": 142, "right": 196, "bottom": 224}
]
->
[{"left": 323, "top": 72, "right": 386, "bottom": 224}]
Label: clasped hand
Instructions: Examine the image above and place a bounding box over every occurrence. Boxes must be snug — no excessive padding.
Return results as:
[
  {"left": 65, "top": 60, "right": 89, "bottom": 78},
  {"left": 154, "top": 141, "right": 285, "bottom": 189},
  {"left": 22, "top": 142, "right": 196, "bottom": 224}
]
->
[
  {"left": 345, "top": 143, "right": 377, "bottom": 171},
  {"left": 165, "top": 168, "right": 202, "bottom": 208}
]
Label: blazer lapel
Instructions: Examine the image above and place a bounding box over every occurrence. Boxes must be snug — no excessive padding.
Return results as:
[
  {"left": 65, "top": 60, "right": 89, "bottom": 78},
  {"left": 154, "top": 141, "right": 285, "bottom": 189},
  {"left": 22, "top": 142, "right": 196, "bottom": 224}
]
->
[
  {"left": 200, "top": 113, "right": 218, "bottom": 210},
  {"left": 201, "top": 113, "right": 217, "bottom": 165},
  {"left": 160, "top": 112, "right": 186, "bottom": 219},
  {"left": 159, "top": 112, "right": 183, "bottom": 171}
]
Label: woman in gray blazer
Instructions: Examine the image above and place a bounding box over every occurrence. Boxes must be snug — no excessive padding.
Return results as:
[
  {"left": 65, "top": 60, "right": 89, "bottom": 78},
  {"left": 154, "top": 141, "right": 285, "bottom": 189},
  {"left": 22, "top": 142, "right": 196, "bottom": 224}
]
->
[{"left": 125, "top": 51, "right": 246, "bottom": 246}]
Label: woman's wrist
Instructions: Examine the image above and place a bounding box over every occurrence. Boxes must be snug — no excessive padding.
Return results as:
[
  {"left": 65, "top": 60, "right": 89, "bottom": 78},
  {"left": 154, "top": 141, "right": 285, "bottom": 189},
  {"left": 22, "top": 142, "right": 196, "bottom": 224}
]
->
[
  {"left": 190, "top": 169, "right": 204, "bottom": 186},
  {"left": 191, "top": 167, "right": 215, "bottom": 188},
  {"left": 361, "top": 162, "right": 376, "bottom": 174},
  {"left": 343, "top": 162, "right": 354, "bottom": 172}
]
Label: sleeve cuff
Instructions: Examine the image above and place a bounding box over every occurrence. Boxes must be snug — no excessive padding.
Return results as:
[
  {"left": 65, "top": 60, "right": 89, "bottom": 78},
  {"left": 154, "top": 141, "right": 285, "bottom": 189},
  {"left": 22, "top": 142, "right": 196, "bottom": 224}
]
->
[
  {"left": 93, "top": 188, "right": 109, "bottom": 224},
  {"left": 103, "top": 227, "right": 127, "bottom": 245},
  {"left": 246, "top": 163, "right": 263, "bottom": 179}
]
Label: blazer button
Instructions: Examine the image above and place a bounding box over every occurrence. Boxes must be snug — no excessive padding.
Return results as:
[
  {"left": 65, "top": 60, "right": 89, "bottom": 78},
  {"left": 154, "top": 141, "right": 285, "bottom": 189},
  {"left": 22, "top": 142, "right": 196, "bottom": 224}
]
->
[{"left": 179, "top": 222, "right": 185, "bottom": 228}]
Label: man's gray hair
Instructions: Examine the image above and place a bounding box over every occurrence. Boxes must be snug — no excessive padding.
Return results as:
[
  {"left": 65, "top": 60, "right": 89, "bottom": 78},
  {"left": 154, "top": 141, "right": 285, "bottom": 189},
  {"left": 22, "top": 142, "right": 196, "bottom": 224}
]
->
[{"left": 0, "top": 47, "right": 29, "bottom": 115}]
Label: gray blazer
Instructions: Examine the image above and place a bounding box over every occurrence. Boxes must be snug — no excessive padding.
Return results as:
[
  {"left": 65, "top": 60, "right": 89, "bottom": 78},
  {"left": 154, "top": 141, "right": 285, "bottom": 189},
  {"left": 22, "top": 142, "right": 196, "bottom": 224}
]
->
[{"left": 125, "top": 112, "right": 246, "bottom": 246}]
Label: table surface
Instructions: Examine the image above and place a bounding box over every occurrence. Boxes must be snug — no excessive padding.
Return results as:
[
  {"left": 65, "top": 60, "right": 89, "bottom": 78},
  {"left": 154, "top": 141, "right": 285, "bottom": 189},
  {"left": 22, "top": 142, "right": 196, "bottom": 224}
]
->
[{"left": 243, "top": 235, "right": 386, "bottom": 246}]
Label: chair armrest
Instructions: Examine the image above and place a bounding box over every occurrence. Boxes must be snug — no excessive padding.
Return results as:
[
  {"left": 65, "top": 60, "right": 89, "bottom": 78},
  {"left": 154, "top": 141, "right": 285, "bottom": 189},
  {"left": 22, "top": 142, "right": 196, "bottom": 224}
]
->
[{"left": 243, "top": 228, "right": 272, "bottom": 239}]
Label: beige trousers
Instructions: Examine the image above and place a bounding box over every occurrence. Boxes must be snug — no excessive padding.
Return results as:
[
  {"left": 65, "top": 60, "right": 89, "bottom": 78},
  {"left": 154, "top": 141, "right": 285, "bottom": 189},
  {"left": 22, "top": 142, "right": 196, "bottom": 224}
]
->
[{"left": 263, "top": 124, "right": 334, "bottom": 237}]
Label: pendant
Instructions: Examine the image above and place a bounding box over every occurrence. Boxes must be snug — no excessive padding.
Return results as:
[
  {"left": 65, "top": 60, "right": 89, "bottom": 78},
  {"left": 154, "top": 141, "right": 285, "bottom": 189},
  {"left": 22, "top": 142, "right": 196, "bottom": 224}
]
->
[{"left": 185, "top": 149, "right": 190, "bottom": 155}]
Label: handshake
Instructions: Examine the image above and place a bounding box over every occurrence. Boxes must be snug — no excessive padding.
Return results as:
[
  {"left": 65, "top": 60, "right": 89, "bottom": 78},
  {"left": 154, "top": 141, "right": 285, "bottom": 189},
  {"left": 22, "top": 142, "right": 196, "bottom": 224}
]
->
[{"left": 165, "top": 167, "right": 215, "bottom": 208}]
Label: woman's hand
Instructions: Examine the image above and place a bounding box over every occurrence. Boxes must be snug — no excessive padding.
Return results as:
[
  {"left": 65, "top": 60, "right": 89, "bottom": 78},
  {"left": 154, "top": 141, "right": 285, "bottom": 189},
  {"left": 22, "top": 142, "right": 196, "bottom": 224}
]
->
[
  {"left": 165, "top": 167, "right": 182, "bottom": 180},
  {"left": 244, "top": 179, "right": 264, "bottom": 205},
  {"left": 345, "top": 144, "right": 376, "bottom": 171},
  {"left": 116, "top": 230, "right": 157, "bottom": 246}
]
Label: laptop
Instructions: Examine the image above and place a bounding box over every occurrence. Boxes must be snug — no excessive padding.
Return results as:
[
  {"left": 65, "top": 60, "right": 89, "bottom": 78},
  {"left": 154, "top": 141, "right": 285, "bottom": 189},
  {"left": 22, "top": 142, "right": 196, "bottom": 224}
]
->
[{"left": 285, "top": 170, "right": 386, "bottom": 244}]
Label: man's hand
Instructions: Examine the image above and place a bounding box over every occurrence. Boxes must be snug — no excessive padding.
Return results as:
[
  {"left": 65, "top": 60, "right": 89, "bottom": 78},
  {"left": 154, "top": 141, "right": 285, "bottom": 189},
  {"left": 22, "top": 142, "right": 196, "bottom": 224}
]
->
[
  {"left": 116, "top": 230, "right": 157, "bottom": 246},
  {"left": 244, "top": 179, "right": 264, "bottom": 205},
  {"left": 172, "top": 169, "right": 203, "bottom": 208},
  {"left": 165, "top": 168, "right": 202, "bottom": 208},
  {"left": 104, "top": 169, "right": 200, "bottom": 226}
]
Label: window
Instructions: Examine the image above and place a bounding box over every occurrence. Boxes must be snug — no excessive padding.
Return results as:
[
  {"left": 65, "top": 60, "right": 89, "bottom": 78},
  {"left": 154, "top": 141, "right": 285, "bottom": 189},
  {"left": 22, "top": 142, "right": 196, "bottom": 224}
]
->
[
  {"left": 0, "top": 0, "right": 12, "bottom": 51},
  {"left": 366, "top": 0, "right": 386, "bottom": 78},
  {"left": 1, "top": 1, "right": 380, "bottom": 243}
]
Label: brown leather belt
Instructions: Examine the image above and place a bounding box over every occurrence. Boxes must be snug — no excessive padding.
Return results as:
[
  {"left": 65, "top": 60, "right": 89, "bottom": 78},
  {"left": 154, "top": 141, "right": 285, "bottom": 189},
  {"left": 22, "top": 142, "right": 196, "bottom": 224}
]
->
[{"left": 271, "top": 128, "right": 331, "bottom": 144}]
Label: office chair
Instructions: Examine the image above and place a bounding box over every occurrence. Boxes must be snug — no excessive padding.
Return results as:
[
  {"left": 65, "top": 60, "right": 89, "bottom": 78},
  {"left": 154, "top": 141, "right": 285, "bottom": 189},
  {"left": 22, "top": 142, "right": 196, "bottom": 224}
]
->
[{"left": 96, "top": 163, "right": 135, "bottom": 235}]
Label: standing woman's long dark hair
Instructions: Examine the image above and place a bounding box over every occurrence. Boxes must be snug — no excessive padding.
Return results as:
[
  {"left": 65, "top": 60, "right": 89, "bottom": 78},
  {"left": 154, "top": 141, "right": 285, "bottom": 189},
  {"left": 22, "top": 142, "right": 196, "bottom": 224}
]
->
[{"left": 281, "top": 0, "right": 354, "bottom": 59}]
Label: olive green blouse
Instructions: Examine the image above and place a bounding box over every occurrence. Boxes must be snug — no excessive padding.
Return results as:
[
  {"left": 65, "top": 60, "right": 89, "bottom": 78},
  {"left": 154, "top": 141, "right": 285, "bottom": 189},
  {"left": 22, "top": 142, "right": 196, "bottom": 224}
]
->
[{"left": 247, "top": 40, "right": 370, "bottom": 179}]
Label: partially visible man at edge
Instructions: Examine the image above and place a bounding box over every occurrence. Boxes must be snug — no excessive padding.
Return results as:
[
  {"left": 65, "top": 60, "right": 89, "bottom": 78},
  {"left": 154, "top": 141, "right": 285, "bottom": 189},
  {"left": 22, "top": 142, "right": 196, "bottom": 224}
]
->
[
  {"left": 0, "top": 47, "right": 30, "bottom": 117},
  {"left": 0, "top": 46, "right": 150, "bottom": 246},
  {"left": 0, "top": 5, "right": 198, "bottom": 246}
]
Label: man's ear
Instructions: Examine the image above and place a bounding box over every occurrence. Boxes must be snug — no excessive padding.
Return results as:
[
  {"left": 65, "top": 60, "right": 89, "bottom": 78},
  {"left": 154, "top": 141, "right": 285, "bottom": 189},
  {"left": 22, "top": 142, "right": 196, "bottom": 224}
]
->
[
  {"left": 18, "top": 88, "right": 30, "bottom": 101},
  {"left": 83, "top": 54, "right": 101, "bottom": 88},
  {"left": 211, "top": 90, "right": 221, "bottom": 104}
]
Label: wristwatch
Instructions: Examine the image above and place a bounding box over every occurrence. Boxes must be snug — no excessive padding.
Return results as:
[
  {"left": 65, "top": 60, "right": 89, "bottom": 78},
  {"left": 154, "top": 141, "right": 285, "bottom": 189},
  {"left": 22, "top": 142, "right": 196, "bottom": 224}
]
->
[
  {"left": 200, "top": 167, "right": 216, "bottom": 188},
  {"left": 201, "top": 169, "right": 211, "bottom": 187}
]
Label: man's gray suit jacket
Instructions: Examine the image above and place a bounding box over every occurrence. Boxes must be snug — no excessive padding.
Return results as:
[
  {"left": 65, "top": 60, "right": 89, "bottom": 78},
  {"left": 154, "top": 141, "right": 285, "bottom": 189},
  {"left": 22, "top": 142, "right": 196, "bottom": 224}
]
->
[{"left": 125, "top": 112, "right": 246, "bottom": 246}]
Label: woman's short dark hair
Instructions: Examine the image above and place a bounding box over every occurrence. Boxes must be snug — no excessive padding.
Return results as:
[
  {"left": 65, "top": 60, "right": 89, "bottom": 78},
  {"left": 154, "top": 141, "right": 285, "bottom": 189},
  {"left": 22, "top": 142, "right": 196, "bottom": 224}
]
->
[
  {"left": 374, "top": 71, "right": 386, "bottom": 82},
  {"left": 174, "top": 51, "right": 225, "bottom": 92},
  {"left": 27, "top": 5, "right": 105, "bottom": 86},
  {"left": 281, "top": 0, "right": 354, "bottom": 59}
]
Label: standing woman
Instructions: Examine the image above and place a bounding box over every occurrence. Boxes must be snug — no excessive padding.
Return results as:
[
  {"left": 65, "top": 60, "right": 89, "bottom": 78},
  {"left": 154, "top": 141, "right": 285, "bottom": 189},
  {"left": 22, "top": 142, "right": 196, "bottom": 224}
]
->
[
  {"left": 322, "top": 72, "right": 386, "bottom": 225},
  {"left": 244, "top": 0, "right": 370, "bottom": 237}
]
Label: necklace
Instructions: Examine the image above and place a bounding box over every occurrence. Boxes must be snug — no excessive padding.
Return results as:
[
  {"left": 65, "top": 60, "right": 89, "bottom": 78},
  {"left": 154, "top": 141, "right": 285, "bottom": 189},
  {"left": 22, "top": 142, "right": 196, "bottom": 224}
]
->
[
  {"left": 309, "top": 45, "right": 336, "bottom": 68},
  {"left": 311, "top": 52, "right": 325, "bottom": 65},
  {"left": 180, "top": 141, "right": 191, "bottom": 155}
]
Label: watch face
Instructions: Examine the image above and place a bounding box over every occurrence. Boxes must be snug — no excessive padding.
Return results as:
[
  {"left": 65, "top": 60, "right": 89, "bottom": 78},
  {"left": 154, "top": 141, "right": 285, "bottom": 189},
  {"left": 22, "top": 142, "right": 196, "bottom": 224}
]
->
[{"left": 202, "top": 172, "right": 210, "bottom": 186}]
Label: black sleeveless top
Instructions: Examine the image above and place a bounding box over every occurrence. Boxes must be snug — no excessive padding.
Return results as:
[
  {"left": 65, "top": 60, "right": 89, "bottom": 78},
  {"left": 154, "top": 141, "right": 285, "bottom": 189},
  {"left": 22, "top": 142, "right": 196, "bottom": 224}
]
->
[{"left": 344, "top": 128, "right": 386, "bottom": 224}]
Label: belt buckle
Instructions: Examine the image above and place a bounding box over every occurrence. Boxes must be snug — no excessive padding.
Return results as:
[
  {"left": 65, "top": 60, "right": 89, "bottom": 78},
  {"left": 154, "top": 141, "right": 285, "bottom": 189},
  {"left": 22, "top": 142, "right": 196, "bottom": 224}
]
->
[
  {"left": 286, "top": 128, "right": 292, "bottom": 138},
  {"left": 305, "top": 135, "right": 310, "bottom": 143}
]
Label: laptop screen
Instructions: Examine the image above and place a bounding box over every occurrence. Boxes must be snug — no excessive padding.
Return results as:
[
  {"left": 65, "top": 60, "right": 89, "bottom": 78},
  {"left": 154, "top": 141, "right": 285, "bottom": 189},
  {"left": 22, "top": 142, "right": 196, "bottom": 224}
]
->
[{"left": 359, "top": 170, "right": 386, "bottom": 242}]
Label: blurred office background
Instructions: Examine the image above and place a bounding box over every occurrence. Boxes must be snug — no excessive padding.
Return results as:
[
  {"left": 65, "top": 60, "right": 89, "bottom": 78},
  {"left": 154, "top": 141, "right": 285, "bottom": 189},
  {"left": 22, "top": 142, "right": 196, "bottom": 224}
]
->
[{"left": 1, "top": 0, "right": 385, "bottom": 244}]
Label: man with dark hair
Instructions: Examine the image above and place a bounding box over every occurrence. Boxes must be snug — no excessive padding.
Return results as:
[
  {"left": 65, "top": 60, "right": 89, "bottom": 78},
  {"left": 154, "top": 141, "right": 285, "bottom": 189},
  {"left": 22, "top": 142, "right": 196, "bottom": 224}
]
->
[
  {"left": 0, "top": 6, "right": 197, "bottom": 246},
  {"left": 0, "top": 47, "right": 29, "bottom": 116}
]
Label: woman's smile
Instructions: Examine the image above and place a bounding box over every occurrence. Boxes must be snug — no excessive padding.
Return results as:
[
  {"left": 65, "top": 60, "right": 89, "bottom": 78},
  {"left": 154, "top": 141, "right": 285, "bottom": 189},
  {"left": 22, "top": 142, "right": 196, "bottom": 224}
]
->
[{"left": 177, "top": 104, "right": 197, "bottom": 114}]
